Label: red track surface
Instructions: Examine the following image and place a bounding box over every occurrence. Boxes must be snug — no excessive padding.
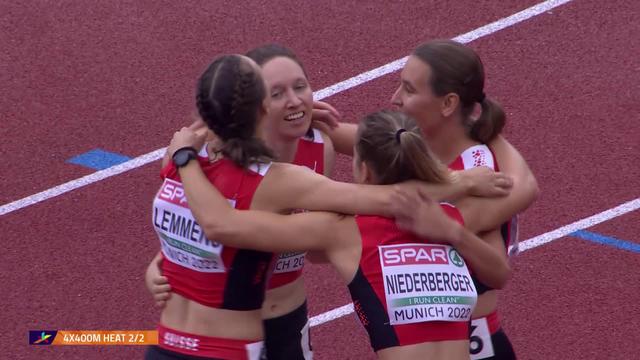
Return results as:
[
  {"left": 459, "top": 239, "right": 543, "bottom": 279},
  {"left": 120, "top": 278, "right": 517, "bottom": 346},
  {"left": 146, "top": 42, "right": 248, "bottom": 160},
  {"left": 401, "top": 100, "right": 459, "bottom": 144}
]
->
[{"left": 2, "top": 1, "right": 639, "bottom": 359}]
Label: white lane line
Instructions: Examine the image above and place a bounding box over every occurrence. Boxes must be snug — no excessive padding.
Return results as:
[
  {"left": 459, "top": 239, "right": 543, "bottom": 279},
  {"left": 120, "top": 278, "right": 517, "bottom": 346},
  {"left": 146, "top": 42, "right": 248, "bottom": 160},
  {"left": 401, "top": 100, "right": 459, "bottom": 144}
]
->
[
  {"left": 0, "top": 149, "right": 166, "bottom": 216},
  {"left": 0, "top": 0, "right": 574, "bottom": 217},
  {"left": 309, "top": 304, "right": 355, "bottom": 327},
  {"left": 518, "top": 198, "right": 640, "bottom": 251},
  {"left": 309, "top": 197, "right": 640, "bottom": 327}
]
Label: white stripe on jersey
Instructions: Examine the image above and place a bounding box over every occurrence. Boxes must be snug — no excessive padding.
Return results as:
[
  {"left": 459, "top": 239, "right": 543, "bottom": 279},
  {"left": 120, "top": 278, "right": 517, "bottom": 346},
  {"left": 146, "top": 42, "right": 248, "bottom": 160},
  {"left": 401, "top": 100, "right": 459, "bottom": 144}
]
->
[
  {"left": 460, "top": 144, "right": 495, "bottom": 170},
  {"left": 249, "top": 162, "right": 272, "bottom": 176},
  {"left": 308, "top": 128, "right": 325, "bottom": 144}
]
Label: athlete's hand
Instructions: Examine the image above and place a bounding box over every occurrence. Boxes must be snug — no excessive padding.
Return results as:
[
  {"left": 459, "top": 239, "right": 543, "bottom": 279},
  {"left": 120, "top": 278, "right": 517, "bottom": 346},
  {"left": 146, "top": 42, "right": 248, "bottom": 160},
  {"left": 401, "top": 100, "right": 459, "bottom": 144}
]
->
[
  {"left": 454, "top": 167, "right": 513, "bottom": 197},
  {"left": 145, "top": 254, "right": 172, "bottom": 309},
  {"left": 187, "top": 111, "right": 221, "bottom": 144},
  {"left": 167, "top": 127, "right": 207, "bottom": 159},
  {"left": 311, "top": 100, "right": 341, "bottom": 129},
  {"left": 187, "top": 111, "right": 207, "bottom": 132},
  {"left": 390, "top": 187, "right": 463, "bottom": 245}
]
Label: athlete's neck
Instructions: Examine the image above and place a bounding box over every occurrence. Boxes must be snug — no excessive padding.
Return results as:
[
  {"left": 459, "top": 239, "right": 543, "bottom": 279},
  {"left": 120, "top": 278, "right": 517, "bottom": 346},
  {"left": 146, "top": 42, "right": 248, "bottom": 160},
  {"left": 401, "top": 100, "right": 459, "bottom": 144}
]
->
[
  {"left": 426, "top": 117, "right": 479, "bottom": 165},
  {"left": 264, "top": 132, "right": 299, "bottom": 163}
]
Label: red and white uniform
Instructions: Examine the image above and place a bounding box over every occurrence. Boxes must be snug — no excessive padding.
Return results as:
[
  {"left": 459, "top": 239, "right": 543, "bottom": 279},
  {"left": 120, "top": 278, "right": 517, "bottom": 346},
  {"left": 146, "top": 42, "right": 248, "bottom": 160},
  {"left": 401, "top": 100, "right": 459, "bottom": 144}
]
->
[
  {"left": 348, "top": 205, "right": 477, "bottom": 351},
  {"left": 449, "top": 144, "right": 518, "bottom": 360},
  {"left": 151, "top": 149, "right": 274, "bottom": 359},
  {"left": 448, "top": 144, "right": 518, "bottom": 253},
  {"left": 267, "top": 128, "right": 324, "bottom": 290}
]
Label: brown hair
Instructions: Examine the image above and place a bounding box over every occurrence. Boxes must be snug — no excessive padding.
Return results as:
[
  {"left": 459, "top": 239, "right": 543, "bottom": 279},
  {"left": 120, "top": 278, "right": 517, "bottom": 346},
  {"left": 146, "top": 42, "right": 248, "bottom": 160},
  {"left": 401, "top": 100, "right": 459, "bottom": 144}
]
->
[
  {"left": 413, "top": 40, "right": 505, "bottom": 143},
  {"left": 355, "top": 110, "right": 448, "bottom": 185},
  {"left": 245, "top": 44, "right": 308, "bottom": 78},
  {"left": 195, "top": 55, "right": 274, "bottom": 168}
]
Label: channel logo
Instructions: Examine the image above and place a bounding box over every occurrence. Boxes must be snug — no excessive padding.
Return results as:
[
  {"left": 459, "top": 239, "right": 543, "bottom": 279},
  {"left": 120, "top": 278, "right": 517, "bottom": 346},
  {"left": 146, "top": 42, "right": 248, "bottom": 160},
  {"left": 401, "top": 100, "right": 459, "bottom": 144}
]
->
[{"left": 29, "top": 331, "right": 57, "bottom": 345}]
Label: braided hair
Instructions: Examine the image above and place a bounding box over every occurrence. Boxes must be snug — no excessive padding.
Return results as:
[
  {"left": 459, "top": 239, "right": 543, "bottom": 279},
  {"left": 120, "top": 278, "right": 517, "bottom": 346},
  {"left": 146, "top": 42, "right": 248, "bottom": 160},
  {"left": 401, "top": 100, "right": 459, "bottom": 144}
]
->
[{"left": 195, "top": 55, "right": 274, "bottom": 168}]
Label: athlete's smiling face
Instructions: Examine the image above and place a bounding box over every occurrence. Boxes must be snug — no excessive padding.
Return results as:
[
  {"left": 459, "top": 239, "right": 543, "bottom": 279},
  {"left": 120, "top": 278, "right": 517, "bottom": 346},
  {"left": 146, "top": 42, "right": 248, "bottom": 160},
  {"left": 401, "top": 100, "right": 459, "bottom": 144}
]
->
[
  {"left": 390, "top": 55, "right": 444, "bottom": 137},
  {"left": 261, "top": 56, "right": 314, "bottom": 140}
]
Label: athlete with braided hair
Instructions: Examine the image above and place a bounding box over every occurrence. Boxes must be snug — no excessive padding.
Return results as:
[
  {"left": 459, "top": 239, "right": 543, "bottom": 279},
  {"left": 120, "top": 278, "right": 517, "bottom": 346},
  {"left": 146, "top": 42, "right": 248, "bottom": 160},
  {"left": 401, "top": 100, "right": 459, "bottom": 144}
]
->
[
  {"left": 146, "top": 54, "right": 274, "bottom": 360},
  {"left": 163, "top": 110, "right": 511, "bottom": 360},
  {"left": 148, "top": 53, "right": 513, "bottom": 359},
  {"left": 147, "top": 46, "right": 514, "bottom": 360},
  {"left": 148, "top": 45, "right": 335, "bottom": 360}
]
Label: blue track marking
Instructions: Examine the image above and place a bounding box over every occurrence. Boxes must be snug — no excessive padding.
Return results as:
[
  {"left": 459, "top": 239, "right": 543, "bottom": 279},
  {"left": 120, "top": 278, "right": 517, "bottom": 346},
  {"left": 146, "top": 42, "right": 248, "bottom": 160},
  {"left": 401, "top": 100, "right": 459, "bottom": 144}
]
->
[
  {"left": 67, "top": 149, "right": 132, "bottom": 170},
  {"left": 571, "top": 230, "right": 640, "bottom": 254}
]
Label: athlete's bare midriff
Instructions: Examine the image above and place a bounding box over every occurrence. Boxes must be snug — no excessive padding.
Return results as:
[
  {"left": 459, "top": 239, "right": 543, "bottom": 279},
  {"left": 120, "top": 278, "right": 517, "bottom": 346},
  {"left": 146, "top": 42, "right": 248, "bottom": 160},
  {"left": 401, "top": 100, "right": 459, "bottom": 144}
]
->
[
  {"left": 262, "top": 277, "right": 307, "bottom": 319},
  {"left": 376, "top": 339, "right": 470, "bottom": 360},
  {"left": 161, "top": 293, "right": 263, "bottom": 341}
]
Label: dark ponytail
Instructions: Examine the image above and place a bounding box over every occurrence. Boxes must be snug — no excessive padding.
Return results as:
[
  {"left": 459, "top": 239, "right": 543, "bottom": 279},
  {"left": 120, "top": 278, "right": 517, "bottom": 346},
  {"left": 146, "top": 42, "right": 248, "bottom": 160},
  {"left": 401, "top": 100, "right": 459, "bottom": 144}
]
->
[
  {"left": 469, "top": 97, "right": 505, "bottom": 143},
  {"left": 195, "top": 55, "right": 273, "bottom": 169},
  {"left": 413, "top": 40, "right": 506, "bottom": 143},
  {"left": 356, "top": 110, "right": 448, "bottom": 185}
]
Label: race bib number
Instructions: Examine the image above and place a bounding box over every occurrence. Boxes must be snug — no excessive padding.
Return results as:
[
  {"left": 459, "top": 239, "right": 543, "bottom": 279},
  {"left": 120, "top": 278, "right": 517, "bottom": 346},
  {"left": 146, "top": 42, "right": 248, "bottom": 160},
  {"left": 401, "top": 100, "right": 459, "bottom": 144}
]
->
[
  {"left": 153, "top": 178, "right": 235, "bottom": 273},
  {"left": 273, "top": 252, "right": 306, "bottom": 273},
  {"left": 470, "top": 317, "right": 495, "bottom": 359},
  {"left": 379, "top": 244, "right": 477, "bottom": 325}
]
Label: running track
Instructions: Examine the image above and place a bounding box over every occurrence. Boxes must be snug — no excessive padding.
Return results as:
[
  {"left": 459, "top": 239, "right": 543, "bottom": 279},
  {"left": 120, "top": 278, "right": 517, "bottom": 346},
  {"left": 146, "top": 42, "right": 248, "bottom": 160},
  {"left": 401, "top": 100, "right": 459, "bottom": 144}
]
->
[{"left": 2, "top": 1, "right": 639, "bottom": 359}]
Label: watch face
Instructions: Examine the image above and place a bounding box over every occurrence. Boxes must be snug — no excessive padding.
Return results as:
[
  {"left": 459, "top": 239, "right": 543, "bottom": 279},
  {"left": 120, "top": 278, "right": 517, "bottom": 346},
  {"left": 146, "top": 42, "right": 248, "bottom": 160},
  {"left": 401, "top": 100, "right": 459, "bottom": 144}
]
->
[{"left": 174, "top": 149, "right": 195, "bottom": 167}]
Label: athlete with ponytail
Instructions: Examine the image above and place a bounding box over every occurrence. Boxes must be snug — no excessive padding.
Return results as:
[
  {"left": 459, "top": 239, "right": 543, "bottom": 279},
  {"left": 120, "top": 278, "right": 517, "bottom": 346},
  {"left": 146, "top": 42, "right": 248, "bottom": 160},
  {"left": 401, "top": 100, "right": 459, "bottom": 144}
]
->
[
  {"left": 391, "top": 40, "right": 529, "bottom": 360},
  {"left": 315, "top": 39, "right": 538, "bottom": 359},
  {"left": 148, "top": 53, "right": 512, "bottom": 359},
  {"left": 165, "top": 110, "right": 511, "bottom": 360}
]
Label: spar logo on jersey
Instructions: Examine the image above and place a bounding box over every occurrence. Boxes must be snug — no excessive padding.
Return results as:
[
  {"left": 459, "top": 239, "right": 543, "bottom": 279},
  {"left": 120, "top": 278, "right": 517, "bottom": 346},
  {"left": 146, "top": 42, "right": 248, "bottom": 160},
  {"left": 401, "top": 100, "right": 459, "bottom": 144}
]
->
[
  {"left": 448, "top": 248, "right": 465, "bottom": 267},
  {"left": 380, "top": 244, "right": 449, "bottom": 266},
  {"left": 158, "top": 178, "right": 188, "bottom": 208}
]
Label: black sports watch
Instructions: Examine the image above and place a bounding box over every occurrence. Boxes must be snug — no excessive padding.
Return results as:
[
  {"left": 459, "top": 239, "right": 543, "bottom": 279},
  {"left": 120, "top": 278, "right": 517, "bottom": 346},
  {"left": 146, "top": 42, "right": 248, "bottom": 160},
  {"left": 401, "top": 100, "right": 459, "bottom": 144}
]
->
[{"left": 172, "top": 147, "right": 198, "bottom": 168}]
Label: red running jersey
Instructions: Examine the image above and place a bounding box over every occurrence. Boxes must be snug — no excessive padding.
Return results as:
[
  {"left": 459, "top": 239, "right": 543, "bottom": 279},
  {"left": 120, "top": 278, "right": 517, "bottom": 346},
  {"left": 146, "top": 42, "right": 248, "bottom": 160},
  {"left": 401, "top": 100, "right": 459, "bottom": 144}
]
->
[
  {"left": 267, "top": 128, "right": 325, "bottom": 290},
  {"left": 152, "top": 154, "right": 274, "bottom": 310},
  {"left": 348, "top": 205, "right": 477, "bottom": 352},
  {"left": 449, "top": 144, "right": 519, "bottom": 294}
]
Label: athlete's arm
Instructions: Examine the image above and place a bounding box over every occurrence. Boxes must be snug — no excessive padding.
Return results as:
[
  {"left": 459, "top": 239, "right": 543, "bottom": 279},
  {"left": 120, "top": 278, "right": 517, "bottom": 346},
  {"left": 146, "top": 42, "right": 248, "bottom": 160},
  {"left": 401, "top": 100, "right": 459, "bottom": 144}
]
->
[
  {"left": 169, "top": 126, "right": 509, "bottom": 222},
  {"left": 172, "top": 169, "right": 346, "bottom": 253},
  {"left": 259, "top": 161, "right": 511, "bottom": 215},
  {"left": 257, "top": 163, "right": 434, "bottom": 216},
  {"left": 312, "top": 121, "right": 358, "bottom": 157},
  {"left": 391, "top": 190, "right": 510, "bottom": 289},
  {"left": 209, "top": 210, "right": 345, "bottom": 253},
  {"left": 463, "top": 229, "right": 510, "bottom": 289},
  {"left": 450, "top": 167, "right": 513, "bottom": 200},
  {"left": 456, "top": 136, "right": 539, "bottom": 232},
  {"left": 319, "top": 130, "right": 336, "bottom": 177}
]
